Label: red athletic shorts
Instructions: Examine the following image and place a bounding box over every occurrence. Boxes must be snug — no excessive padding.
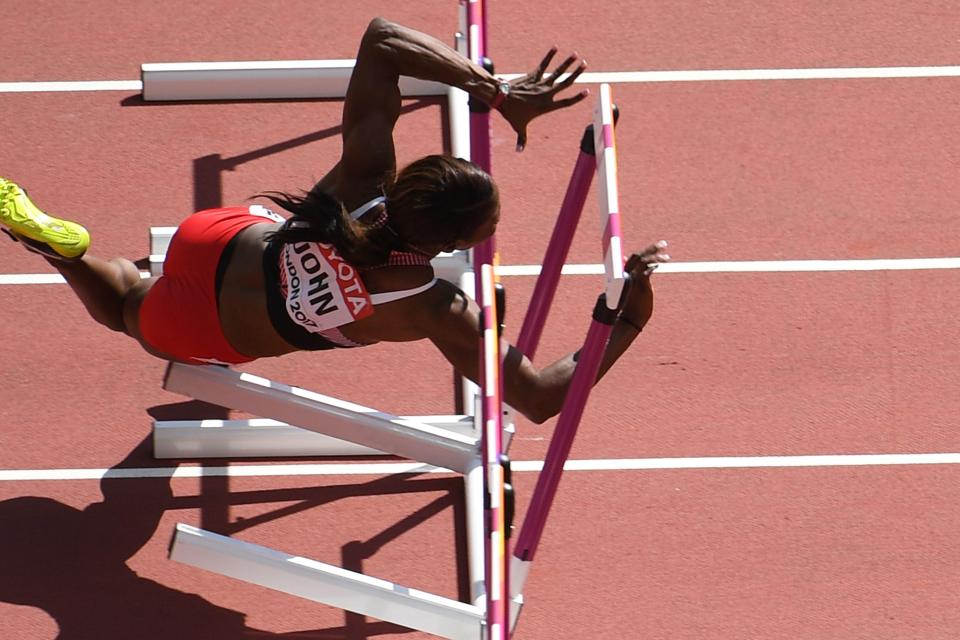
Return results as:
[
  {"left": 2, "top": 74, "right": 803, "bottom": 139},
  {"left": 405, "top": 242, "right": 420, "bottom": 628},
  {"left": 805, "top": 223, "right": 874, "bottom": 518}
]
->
[{"left": 139, "top": 207, "right": 274, "bottom": 365}]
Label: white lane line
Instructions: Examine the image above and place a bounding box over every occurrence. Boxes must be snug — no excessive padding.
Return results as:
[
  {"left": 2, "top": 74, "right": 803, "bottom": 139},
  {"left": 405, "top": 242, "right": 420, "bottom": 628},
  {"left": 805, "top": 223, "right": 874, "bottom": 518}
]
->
[
  {"left": 0, "top": 80, "right": 143, "bottom": 93},
  {"left": 3, "top": 453, "right": 960, "bottom": 481},
  {"left": 2, "top": 258, "right": 958, "bottom": 286},
  {"left": 0, "top": 274, "right": 72, "bottom": 284},
  {"left": 497, "top": 257, "right": 960, "bottom": 276},
  {"left": 0, "top": 271, "right": 152, "bottom": 285},
  {"left": 562, "top": 66, "right": 960, "bottom": 84},
  {"left": 3, "top": 66, "right": 960, "bottom": 94}
]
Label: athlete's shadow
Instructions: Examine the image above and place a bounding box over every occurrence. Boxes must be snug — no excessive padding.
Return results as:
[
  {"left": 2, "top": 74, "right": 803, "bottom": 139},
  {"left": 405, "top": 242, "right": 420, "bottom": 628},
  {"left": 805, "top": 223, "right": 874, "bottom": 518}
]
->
[{"left": 0, "top": 413, "right": 452, "bottom": 638}]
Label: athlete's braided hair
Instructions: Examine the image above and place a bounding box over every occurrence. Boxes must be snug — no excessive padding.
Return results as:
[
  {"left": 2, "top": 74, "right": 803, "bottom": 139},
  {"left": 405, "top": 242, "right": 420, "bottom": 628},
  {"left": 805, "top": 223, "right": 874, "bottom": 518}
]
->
[
  {"left": 383, "top": 155, "right": 498, "bottom": 252},
  {"left": 261, "top": 154, "right": 497, "bottom": 265},
  {"left": 261, "top": 187, "right": 394, "bottom": 266}
]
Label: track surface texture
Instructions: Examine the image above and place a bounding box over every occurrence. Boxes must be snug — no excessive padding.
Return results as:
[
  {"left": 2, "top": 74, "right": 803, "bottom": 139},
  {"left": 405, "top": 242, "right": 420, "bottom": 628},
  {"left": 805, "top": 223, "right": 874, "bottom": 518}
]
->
[{"left": 2, "top": 2, "right": 959, "bottom": 639}]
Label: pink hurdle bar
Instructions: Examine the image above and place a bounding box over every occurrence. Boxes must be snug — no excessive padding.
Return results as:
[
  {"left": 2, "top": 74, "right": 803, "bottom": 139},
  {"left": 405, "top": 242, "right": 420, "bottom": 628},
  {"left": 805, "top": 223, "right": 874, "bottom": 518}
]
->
[
  {"left": 515, "top": 127, "right": 598, "bottom": 359},
  {"left": 463, "top": 3, "right": 509, "bottom": 639},
  {"left": 514, "top": 297, "right": 620, "bottom": 562},
  {"left": 516, "top": 102, "right": 620, "bottom": 360},
  {"left": 593, "top": 84, "right": 627, "bottom": 308},
  {"left": 510, "top": 86, "right": 627, "bottom": 627},
  {"left": 479, "top": 264, "right": 509, "bottom": 640},
  {"left": 464, "top": 0, "right": 496, "bottom": 272}
]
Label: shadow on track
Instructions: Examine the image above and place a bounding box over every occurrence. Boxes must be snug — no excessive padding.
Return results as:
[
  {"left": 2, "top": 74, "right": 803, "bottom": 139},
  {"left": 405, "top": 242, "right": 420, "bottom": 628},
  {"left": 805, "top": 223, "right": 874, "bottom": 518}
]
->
[{"left": 0, "top": 422, "right": 463, "bottom": 639}]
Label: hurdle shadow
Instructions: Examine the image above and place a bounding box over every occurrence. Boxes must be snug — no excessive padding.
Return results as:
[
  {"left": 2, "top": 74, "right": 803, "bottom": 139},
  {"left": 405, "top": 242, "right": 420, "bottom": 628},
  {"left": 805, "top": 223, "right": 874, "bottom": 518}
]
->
[
  {"left": 0, "top": 436, "right": 283, "bottom": 638},
  {"left": 0, "top": 431, "right": 468, "bottom": 639},
  {"left": 340, "top": 484, "right": 469, "bottom": 638},
  {"left": 132, "top": 97, "right": 441, "bottom": 270},
  {"left": 196, "top": 98, "right": 441, "bottom": 211}
]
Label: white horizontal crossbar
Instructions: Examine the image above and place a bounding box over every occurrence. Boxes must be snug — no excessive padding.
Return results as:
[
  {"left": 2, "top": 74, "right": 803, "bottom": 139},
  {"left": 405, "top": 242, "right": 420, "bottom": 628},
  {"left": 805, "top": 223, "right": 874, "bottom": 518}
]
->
[
  {"left": 153, "top": 416, "right": 476, "bottom": 459},
  {"left": 140, "top": 62, "right": 960, "bottom": 102},
  {"left": 6, "top": 65, "right": 960, "bottom": 96},
  {"left": 8, "top": 452, "right": 960, "bottom": 482},
  {"left": 141, "top": 59, "right": 449, "bottom": 101},
  {"left": 170, "top": 523, "right": 484, "bottom": 639},
  {"left": 5, "top": 257, "right": 960, "bottom": 287},
  {"left": 148, "top": 227, "right": 471, "bottom": 280},
  {"left": 163, "top": 364, "right": 479, "bottom": 473}
]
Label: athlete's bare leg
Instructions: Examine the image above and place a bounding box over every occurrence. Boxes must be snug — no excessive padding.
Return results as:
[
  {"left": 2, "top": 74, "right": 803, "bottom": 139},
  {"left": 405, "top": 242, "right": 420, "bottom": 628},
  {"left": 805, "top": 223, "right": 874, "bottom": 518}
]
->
[{"left": 43, "top": 254, "right": 143, "bottom": 334}]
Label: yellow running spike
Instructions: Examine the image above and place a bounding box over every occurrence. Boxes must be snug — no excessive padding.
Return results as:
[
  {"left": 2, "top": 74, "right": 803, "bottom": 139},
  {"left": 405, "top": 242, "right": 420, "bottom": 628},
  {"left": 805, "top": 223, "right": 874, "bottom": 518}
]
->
[{"left": 0, "top": 179, "right": 89, "bottom": 261}]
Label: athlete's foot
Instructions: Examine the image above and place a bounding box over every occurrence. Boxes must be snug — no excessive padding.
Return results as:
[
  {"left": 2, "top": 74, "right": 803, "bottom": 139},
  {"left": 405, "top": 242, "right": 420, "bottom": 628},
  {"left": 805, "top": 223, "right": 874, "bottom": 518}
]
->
[{"left": 0, "top": 178, "right": 90, "bottom": 261}]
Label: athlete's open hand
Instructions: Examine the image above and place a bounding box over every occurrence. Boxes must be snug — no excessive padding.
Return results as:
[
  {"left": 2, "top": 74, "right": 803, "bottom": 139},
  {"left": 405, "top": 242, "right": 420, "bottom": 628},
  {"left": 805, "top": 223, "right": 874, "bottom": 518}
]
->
[
  {"left": 498, "top": 48, "right": 589, "bottom": 151},
  {"left": 620, "top": 240, "right": 670, "bottom": 331}
]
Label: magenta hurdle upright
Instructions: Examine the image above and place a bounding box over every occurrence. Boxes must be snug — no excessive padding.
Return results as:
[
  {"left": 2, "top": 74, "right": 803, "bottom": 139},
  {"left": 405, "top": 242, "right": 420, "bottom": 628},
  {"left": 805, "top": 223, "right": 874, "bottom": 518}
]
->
[
  {"left": 510, "top": 83, "right": 631, "bottom": 632},
  {"left": 461, "top": 2, "right": 511, "bottom": 639}
]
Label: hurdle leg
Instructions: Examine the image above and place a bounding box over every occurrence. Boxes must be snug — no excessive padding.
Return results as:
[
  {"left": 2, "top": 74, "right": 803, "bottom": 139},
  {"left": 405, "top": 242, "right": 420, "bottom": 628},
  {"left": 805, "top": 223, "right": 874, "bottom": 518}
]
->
[
  {"left": 510, "top": 84, "right": 629, "bottom": 633},
  {"left": 509, "top": 297, "right": 619, "bottom": 629},
  {"left": 170, "top": 523, "right": 484, "bottom": 639},
  {"left": 516, "top": 134, "right": 597, "bottom": 359},
  {"left": 152, "top": 415, "right": 476, "bottom": 459},
  {"left": 162, "top": 363, "right": 478, "bottom": 473},
  {"left": 464, "top": 451, "right": 488, "bottom": 609}
]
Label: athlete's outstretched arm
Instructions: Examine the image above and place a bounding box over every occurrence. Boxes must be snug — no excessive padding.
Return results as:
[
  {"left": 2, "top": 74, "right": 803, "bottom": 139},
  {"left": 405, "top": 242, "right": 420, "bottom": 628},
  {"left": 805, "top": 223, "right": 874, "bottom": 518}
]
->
[
  {"left": 416, "top": 242, "right": 669, "bottom": 424},
  {"left": 337, "top": 17, "right": 589, "bottom": 186}
]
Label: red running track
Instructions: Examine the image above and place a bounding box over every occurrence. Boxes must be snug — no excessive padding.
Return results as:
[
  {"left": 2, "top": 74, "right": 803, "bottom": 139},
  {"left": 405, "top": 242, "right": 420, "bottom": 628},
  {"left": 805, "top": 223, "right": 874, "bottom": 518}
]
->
[{"left": 2, "top": 2, "right": 960, "bottom": 639}]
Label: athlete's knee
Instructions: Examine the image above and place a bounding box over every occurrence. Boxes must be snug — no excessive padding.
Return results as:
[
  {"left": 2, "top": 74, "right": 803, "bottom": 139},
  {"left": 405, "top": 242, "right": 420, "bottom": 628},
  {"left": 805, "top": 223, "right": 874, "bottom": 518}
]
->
[{"left": 91, "top": 260, "right": 138, "bottom": 332}]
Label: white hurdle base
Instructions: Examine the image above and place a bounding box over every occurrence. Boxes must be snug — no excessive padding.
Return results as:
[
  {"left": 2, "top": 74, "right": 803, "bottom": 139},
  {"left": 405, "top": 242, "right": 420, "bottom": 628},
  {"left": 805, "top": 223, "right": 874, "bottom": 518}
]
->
[
  {"left": 148, "top": 226, "right": 176, "bottom": 276},
  {"left": 149, "top": 226, "right": 471, "bottom": 281},
  {"left": 170, "top": 523, "right": 484, "bottom": 639},
  {"left": 141, "top": 60, "right": 449, "bottom": 102},
  {"left": 161, "top": 363, "right": 479, "bottom": 473},
  {"left": 153, "top": 415, "right": 478, "bottom": 459}
]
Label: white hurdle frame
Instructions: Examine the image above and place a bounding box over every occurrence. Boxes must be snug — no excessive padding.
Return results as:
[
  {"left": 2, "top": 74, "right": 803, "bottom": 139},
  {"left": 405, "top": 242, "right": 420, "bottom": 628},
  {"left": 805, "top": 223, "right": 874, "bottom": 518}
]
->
[
  {"left": 163, "top": 365, "right": 497, "bottom": 637},
  {"left": 141, "top": 59, "right": 470, "bottom": 160},
  {"left": 151, "top": 12, "right": 516, "bottom": 638},
  {"left": 141, "top": 60, "right": 447, "bottom": 101},
  {"left": 162, "top": 363, "right": 499, "bottom": 637},
  {"left": 158, "top": 363, "right": 481, "bottom": 472},
  {"left": 171, "top": 523, "right": 485, "bottom": 639}
]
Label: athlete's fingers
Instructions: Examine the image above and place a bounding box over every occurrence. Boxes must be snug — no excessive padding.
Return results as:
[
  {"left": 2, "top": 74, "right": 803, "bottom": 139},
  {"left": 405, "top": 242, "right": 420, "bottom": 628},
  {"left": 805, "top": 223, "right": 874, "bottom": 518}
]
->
[
  {"left": 548, "top": 90, "right": 590, "bottom": 111},
  {"left": 546, "top": 53, "right": 580, "bottom": 85},
  {"left": 532, "top": 47, "right": 559, "bottom": 81},
  {"left": 515, "top": 128, "right": 528, "bottom": 153},
  {"left": 643, "top": 240, "right": 669, "bottom": 256},
  {"left": 552, "top": 61, "right": 587, "bottom": 91},
  {"left": 625, "top": 241, "right": 670, "bottom": 274}
]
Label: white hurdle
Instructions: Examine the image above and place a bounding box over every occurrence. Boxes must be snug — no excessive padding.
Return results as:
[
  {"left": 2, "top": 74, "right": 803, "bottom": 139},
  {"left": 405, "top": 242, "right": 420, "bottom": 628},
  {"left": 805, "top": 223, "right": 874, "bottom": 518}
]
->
[
  {"left": 162, "top": 368, "right": 498, "bottom": 637},
  {"left": 162, "top": 362, "right": 500, "bottom": 637},
  {"left": 144, "top": 22, "right": 489, "bottom": 456},
  {"left": 140, "top": 59, "right": 471, "bottom": 164},
  {"left": 158, "top": 363, "right": 480, "bottom": 472}
]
